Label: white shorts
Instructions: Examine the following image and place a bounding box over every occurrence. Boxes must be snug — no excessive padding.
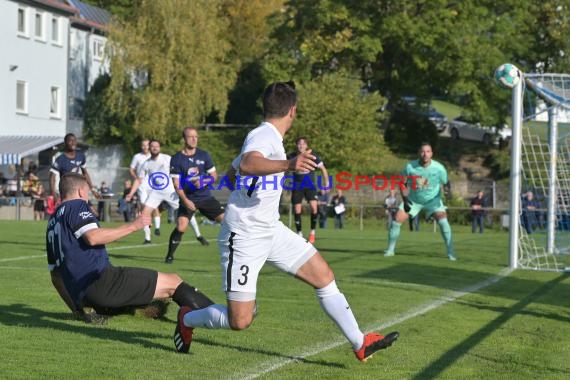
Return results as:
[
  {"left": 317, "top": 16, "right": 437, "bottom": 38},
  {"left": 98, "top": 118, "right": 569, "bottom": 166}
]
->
[
  {"left": 140, "top": 189, "right": 179, "bottom": 210},
  {"left": 218, "top": 221, "right": 317, "bottom": 301}
]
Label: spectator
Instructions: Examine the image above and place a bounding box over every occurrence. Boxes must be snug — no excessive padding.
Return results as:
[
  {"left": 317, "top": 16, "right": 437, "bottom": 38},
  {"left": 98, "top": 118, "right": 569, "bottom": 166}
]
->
[
  {"left": 470, "top": 190, "right": 486, "bottom": 233},
  {"left": 331, "top": 189, "right": 347, "bottom": 229},
  {"left": 522, "top": 191, "right": 540, "bottom": 234},
  {"left": 385, "top": 189, "right": 398, "bottom": 230},
  {"left": 316, "top": 189, "right": 330, "bottom": 229},
  {"left": 22, "top": 172, "right": 39, "bottom": 196},
  {"left": 119, "top": 180, "right": 136, "bottom": 222},
  {"left": 408, "top": 213, "right": 420, "bottom": 232},
  {"left": 31, "top": 182, "right": 46, "bottom": 221},
  {"left": 26, "top": 161, "right": 38, "bottom": 177},
  {"left": 97, "top": 181, "right": 113, "bottom": 222}
]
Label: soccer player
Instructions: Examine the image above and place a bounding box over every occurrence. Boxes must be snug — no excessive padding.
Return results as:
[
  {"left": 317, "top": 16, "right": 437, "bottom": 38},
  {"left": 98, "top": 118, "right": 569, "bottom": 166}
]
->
[
  {"left": 173, "top": 81, "right": 398, "bottom": 361},
  {"left": 384, "top": 142, "right": 456, "bottom": 260},
  {"left": 164, "top": 127, "right": 224, "bottom": 264},
  {"left": 47, "top": 173, "right": 214, "bottom": 323},
  {"left": 129, "top": 138, "right": 206, "bottom": 244},
  {"left": 288, "top": 137, "right": 330, "bottom": 243},
  {"left": 49, "top": 133, "right": 99, "bottom": 200},
  {"left": 126, "top": 140, "right": 180, "bottom": 244}
]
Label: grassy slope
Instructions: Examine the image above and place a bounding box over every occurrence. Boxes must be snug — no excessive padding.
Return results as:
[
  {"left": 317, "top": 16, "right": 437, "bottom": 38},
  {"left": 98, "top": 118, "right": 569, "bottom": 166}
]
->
[{"left": 1, "top": 219, "right": 569, "bottom": 379}]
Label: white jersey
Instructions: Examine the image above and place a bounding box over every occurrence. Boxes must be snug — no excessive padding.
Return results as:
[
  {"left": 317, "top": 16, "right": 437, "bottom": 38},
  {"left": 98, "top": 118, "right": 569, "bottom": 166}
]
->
[
  {"left": 224, "top": 122, "right": 286, "bottom": 236},
  {"left": 130, "top": 152, "right": 151, "bottom": 173},
  {"left": 137, "top": 153, "right": 174, "bottom": 190},
  {"left": 137, "top": 153, "right": 171, "bottom": 178},
  {"left": 131, "top": 152, "right": 151, "bottom": 193}
]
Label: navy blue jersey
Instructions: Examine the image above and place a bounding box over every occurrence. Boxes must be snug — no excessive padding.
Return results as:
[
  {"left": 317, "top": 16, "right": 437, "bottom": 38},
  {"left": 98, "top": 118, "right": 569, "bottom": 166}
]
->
[
  {"left": 287, "top": 151, "right": 323, "bottom": 184},
  {"left": 170, "top": 149, "right": 216, "bottom": 202},
  {"left": 46, "top": 199, "right": 109, "bottom": 304},
  {"left": 50, "top": 151, "right": 87, "bottom": 175}
]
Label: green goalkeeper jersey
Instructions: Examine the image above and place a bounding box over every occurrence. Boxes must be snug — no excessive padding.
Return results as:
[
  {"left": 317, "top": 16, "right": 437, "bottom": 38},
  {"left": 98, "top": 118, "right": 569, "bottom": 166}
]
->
[{"left": 402, "top": 159, "right": 448, "bottom": 204}]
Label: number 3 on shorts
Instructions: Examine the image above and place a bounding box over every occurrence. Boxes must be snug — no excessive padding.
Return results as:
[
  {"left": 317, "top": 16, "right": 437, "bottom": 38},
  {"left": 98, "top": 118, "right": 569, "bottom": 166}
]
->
[{"left": 238, "top": 265, "right": 249, "bottom": 285}]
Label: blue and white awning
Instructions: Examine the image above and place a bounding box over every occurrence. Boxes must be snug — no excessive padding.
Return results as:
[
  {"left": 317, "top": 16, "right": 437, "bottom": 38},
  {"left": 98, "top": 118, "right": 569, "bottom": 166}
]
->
[{"left": 0, "top": 136, "right": 62, "bottom": 165}]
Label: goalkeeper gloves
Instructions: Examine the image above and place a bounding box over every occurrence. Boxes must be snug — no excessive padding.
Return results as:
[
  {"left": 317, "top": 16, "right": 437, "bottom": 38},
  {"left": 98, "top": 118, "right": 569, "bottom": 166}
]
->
[{"left": 403, "top": 196, "right": 412, "bottom": 213}]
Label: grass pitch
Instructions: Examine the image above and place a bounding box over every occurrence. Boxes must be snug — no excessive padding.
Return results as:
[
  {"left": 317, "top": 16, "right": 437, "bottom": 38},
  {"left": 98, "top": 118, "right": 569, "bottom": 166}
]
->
[{"left": 0, "top": 219, "right": 568, "bottom": 379}]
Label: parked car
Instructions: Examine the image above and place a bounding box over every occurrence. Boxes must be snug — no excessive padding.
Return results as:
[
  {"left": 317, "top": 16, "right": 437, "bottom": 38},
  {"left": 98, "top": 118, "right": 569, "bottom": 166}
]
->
[
  {"left": 448, "top": 116, "right": 512, "bottom": 146},
  {"left": 400, "top": 96, "right": 448, "bottom": 133}
]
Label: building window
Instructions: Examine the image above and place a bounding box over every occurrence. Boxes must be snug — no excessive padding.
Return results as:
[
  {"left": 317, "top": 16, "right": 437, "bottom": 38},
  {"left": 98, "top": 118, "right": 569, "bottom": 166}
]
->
[
  {"left": 16, "top": 81, "right": 28, "bottom": 114},
  {"left": 93, "top": 39, "right": 105, "bottom": 61},
  {"left": 50, "top": 86, "right": 61, "bottom": 118},
  {"left": 51, "top": 17, "right": 60, "bottom": 44},
  {"left": 17, "top": 7, "right": 28, "bottom": 36},
  {"left": 35, "top": 11, "right": 44, "bottom": 40}
]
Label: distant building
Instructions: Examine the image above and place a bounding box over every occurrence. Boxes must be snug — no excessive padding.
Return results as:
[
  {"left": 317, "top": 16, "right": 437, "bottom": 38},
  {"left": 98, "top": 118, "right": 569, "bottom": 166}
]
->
[
  {"left": 0, "top": 0, "right": 111, "bottom": 169},
  {"left": 67, "top": 0, "right": 111, "bottom": 138},
  {"left": 0, "top": 0, "right": 76, "bottom": 166}
]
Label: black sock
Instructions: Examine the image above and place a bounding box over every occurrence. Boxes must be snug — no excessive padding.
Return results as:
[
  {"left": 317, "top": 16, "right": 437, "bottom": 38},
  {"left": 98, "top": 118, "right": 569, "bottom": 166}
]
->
[
  {"left": 310, "top": 213, "right": 317, "bottom": 230},
  {"left": 172, "top": 282, "right": 215, "bottom": 309},
  {"left": 167, "top": 229, "right": 184, "bottom": 258},
  {"left": 294, "top": 213, "right": 302, "bottom": 232}
]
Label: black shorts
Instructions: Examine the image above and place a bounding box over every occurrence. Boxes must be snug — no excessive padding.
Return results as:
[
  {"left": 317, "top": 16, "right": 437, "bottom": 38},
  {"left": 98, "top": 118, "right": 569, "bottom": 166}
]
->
[
  {"left": 34, "top": 199, "right": 45, "bottom": 212},
  {"left": 178, "top": 197, "right": 224, "bottom": 221},
  {"left": 291, "top": 188, "right": 318, "bottom": 205},
  {"left": 83, "top": 266, "right": 157, "bottom": 312}
]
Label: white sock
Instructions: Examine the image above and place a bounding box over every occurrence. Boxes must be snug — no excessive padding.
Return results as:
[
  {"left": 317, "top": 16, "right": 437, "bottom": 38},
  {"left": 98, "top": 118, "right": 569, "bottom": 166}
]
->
[
  {"left": 154, "top": 216, "right": 161, "bottom": 230},
  {"left": 316, "top": 280, "right": 364, "bottom": 350},
  {"left": 190, "top": 215, "right": 201, "bottom": 237},
  {"left": 184, "top": 304, "right": 230, "bottom": 329},
  {"left": 144, "top": 225, "right": 151, "bottom": 241}
]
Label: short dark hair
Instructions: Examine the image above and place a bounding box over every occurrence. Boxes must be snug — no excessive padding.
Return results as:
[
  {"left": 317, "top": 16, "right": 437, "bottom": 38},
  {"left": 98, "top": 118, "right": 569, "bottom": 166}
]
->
[
  {"left": 149, "top": 139, "right": 161, "bottom": 146},
  {"left": 64, "top": 133, "right": 76, "bottom": 144},
  {"left": 59, "top": 173, "right": 87, "bottom": 198},
  {"left": 295, "top": 136, "right": 308, "bottom": 145},
  {"left": 419, "top": 142, "right": 432, "bottom": 151},
  {"left": 263, "top": 81, "right": 297, "bottom": 118}
]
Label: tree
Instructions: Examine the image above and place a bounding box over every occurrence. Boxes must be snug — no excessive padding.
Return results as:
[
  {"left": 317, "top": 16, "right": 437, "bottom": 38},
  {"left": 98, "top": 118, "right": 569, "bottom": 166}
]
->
[
  {"left": 83, "top": 74, "right": 132, "bottom": 145},
  {"left": 222, "top": 0, "right": 283, "bottom": 123},
  {"left": 263, "top": 0, "right": 570, "bottom": 127},
  {"left": 105, "top": 0, "right": 236, "bottom": 144},
  {"left": 291, "top": 72, "right": 387, "bottom": 174}
]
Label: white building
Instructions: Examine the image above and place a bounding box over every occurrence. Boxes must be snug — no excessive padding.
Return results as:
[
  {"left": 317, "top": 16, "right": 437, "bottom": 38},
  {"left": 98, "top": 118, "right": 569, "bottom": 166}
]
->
[
  {"left": 67, "top": 0, "right": 110, "bottom": 138},
  {"left": 0, "top": 0, "right": 75, "bottom": 165}
]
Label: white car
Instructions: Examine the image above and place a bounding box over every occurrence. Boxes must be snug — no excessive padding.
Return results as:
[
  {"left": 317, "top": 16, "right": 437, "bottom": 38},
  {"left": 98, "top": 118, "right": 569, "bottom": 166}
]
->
[{"left": 448, "top": 116, "right": 512, "bottom": 146}]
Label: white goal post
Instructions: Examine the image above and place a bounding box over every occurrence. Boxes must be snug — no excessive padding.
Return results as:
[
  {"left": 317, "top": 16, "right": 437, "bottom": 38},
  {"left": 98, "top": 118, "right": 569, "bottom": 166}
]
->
[{"left": 508, "top": 72, "right": 570, "bottom": 271}]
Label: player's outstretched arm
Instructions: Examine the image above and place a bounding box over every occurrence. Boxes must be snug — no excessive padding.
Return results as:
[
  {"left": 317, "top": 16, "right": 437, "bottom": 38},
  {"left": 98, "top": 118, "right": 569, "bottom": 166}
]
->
[
  {"left": 49, "top": 172, "right": 57, "bottom": 197},
  {"left": 82, "top": 213, "right": 151, "bottom": 246},
  {"left": 240, "top": 150, "right": 316, "bottom": 176}
]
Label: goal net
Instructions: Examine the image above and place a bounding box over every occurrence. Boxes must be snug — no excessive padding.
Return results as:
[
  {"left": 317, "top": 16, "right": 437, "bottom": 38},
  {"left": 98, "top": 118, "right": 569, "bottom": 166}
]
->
[{"left": 510, "top": 72, "right": 570, "bottom": 271}]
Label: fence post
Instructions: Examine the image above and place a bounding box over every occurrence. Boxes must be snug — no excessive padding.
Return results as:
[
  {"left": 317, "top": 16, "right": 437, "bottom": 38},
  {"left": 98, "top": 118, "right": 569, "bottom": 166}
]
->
[{"left": 360, "top": 205, "right": 364, "bottom": 231}]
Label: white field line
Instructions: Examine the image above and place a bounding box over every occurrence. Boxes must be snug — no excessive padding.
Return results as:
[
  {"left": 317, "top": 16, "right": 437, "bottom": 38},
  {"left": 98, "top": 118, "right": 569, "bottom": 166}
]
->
[
  {"left": 234, "top": 267, "right": 514, "bottom": 380},
  {"left": 0, "top": 241, "right": 198, "bottom": 263}
]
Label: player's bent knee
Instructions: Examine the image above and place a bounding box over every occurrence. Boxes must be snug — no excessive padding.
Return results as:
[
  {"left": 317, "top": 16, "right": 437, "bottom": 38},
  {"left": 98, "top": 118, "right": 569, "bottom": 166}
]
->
[
  {"left": 229, "top": 316, "right": 253, "bottom": 330},
  {"left": 155, "top": 272, "right": 183, "bottom": 298}
]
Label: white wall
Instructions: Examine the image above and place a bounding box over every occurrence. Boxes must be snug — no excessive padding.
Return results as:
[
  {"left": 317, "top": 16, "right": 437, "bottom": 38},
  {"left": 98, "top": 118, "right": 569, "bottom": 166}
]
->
[{"left": 0, "top": 1, "right": 68, "bottom": 137}]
